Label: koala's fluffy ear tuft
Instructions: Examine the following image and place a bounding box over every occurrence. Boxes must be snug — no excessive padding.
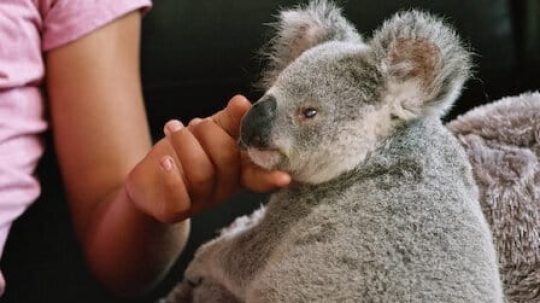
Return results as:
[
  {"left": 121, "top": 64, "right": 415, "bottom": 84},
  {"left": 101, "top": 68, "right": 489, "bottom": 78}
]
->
[
  {"left": 370, "top": 11, "right": 472, "bottom": 119},
  {"left": 259, "top": 0, "right": 362, "bottom": 89}
]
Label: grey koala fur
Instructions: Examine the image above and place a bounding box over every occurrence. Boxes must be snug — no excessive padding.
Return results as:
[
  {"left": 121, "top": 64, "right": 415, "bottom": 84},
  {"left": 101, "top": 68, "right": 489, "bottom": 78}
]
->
[{"left": 163, "top": 1, "right": 503, "bottom": 302}]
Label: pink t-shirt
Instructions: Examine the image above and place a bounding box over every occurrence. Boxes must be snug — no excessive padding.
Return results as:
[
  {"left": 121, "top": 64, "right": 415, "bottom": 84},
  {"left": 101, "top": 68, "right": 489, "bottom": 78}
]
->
[{"left": 0, "top": 0, "right": 151, "bottom": 295}]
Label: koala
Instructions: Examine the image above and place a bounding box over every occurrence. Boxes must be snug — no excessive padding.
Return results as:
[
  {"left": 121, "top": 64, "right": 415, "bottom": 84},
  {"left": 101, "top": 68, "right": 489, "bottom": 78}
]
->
[{"left": 163, "top": 1, "right": 503, "bottom": 302}]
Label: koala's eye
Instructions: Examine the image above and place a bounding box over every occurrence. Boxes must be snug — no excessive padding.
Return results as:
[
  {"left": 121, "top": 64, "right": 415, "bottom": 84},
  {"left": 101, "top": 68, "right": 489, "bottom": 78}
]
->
[{"left": 302, "top": 108, "right": 318, "bottom": 119}]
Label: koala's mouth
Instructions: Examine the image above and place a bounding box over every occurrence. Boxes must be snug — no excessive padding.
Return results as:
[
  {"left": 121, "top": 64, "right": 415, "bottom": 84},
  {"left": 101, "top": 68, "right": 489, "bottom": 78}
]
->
[{"left": 246, "top": 147, "right": 283, "bottom": 170}]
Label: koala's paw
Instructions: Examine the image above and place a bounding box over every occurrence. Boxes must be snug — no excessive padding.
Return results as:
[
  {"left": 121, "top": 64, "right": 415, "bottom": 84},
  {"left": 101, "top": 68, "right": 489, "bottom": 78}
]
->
[{"left": 161, "top": 279, "right": 242, "bottom": 303}]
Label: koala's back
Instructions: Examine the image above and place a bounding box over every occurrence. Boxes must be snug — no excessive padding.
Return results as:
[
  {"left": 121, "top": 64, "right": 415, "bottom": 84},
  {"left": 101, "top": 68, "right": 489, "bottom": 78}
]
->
[{"left": 248, "top": 118, "right": 502, "bottom": 303}]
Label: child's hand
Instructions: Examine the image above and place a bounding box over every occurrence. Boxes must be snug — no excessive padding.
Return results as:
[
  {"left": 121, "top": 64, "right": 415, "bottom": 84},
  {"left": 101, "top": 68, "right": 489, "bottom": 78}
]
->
[{"left": 124, "top": 95, "right": 291, "bottom": 223}]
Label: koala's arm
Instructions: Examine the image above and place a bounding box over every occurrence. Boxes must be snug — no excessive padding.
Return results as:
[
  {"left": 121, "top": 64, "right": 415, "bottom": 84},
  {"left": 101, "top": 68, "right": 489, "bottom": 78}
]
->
[
  {"left": 164, "top": 206, "right": 267, "bottom": 302},
  {"left": 244, "top": 206, "right": 354, "bottom": 303},
  {"left": 244, "top": 225, "right": 370, "bottom": 302}
]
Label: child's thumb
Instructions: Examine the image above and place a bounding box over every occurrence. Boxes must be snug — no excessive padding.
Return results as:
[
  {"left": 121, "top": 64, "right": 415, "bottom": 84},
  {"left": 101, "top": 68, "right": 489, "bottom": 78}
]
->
[{"left": 211, "top": 95, "right": 252, "bottom": 139}]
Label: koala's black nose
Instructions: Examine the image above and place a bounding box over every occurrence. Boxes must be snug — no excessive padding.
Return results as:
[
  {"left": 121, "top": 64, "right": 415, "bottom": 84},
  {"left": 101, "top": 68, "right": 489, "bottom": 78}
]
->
[{"left": 240, "top": 95, "right": 277, "bottom": 149}]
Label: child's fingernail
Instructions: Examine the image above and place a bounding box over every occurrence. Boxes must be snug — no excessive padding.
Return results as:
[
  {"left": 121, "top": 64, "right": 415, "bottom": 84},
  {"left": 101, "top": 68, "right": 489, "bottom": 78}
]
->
[
  {"left": 165, "top": 120, "right": 184, "bottom": 135},
  {"left": 160, "top": 156, "right": 174, "bottom": 171}
]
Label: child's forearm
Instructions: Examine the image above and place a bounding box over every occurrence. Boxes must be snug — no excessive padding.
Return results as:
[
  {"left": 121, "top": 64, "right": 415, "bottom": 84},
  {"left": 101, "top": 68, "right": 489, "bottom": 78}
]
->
[{"left": 82, "top": 186, "right": 190, "bottom": 297}]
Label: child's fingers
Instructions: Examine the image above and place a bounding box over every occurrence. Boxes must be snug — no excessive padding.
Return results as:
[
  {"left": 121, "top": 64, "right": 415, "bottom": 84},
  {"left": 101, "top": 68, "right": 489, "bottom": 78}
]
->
[
  {"left": 241, "top": 155, "right": 291, "bottom": 192},
  {"left": 165, "top": 120, "right": 216, "bottom": 206},
  {"left": 211, "top": 95, "right": 252, "bottom": 139},
  {"left": 157, "top": 155, "right": 192, "bottom": 223},
  {"left": 190, "top": 119, "right": 241, "bottom": 203}
]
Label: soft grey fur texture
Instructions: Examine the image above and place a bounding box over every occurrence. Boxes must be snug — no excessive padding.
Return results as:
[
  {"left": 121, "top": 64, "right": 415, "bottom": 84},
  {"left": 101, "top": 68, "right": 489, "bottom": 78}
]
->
[
  {"left": 162, "top": 1, "right": 502, "bottom": 302},
  {"left": 448, "top": 91, "right": 540, "bottom": 303}
]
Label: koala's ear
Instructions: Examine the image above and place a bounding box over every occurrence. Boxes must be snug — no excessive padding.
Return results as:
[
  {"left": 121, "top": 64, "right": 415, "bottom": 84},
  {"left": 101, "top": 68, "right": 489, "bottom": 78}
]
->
[
  {"left": 370, "top": 11, "right": 472, "bottom": 119},
  {"left": 259, "top": 0, "right": 362, "bottom": 89}
]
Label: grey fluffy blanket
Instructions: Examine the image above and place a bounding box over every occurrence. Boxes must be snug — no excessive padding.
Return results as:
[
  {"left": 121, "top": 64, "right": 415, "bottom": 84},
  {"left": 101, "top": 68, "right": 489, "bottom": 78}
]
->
[{"left": 447, "top": 91, "right": 540, "bottom": 303}]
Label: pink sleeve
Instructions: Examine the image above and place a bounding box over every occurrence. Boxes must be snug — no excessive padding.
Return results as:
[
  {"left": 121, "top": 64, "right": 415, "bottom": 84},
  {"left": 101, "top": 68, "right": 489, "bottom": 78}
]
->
[{"left": 41, "top": 0, "right": 152, "bottom": 51}]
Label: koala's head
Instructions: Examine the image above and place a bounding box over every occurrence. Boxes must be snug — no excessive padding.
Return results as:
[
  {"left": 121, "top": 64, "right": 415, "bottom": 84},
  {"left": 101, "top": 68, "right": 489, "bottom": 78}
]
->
[{"left": 240, "top": 0, "right": 471, "bottom": 184}]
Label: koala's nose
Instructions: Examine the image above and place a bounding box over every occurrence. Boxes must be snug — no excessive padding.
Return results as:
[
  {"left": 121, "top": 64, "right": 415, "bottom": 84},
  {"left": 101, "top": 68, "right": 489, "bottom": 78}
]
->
[{"left": 240, "top": 95, "right": 277, "bottom": 149}]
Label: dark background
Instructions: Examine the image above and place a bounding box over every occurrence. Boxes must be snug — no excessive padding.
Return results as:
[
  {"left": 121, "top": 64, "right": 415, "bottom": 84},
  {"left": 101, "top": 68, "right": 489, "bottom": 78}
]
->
[{"left": 2, "top": 0, "right": 539, "bottom": 302}]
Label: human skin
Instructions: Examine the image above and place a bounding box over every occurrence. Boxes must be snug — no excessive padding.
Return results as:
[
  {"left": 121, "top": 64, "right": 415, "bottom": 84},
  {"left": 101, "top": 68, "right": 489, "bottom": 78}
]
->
[{"left": 45, "top": 11, "right": 290, "bottom": 297}]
